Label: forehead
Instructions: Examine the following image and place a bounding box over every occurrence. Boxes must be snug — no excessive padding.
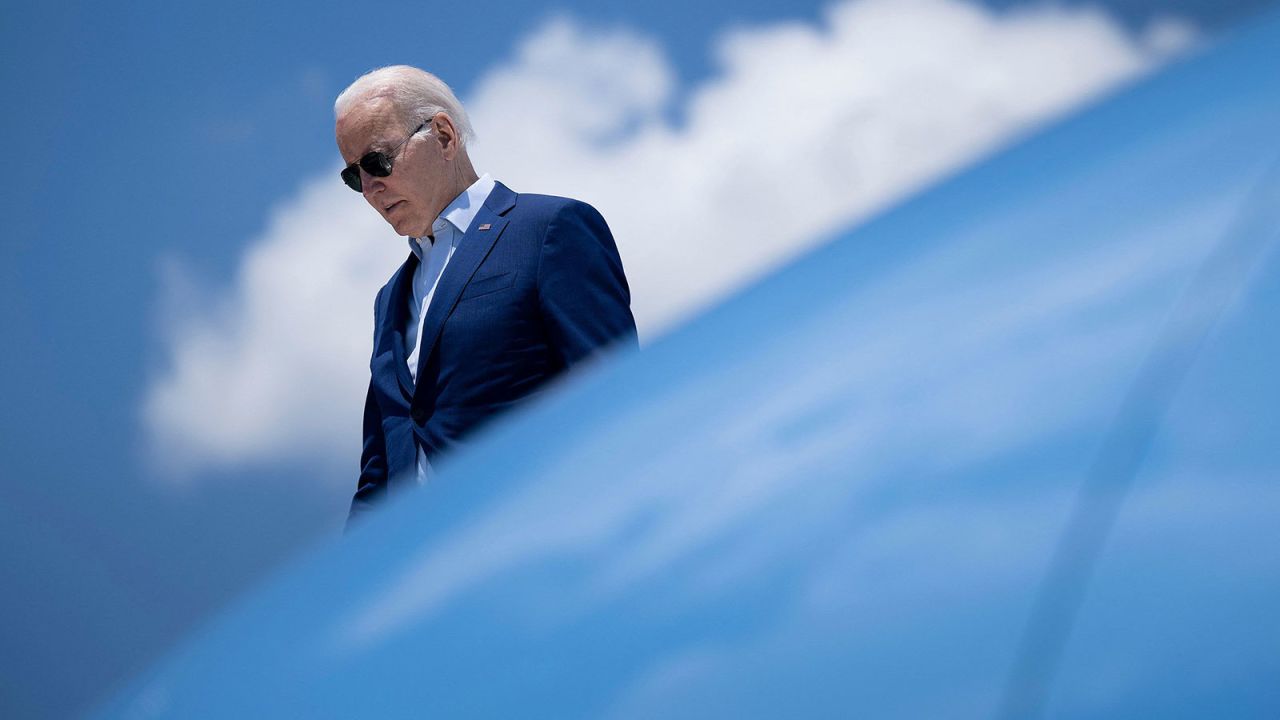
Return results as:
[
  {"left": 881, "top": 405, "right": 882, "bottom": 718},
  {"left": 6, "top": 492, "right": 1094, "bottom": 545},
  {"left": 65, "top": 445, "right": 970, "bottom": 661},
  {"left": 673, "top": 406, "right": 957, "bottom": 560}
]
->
[{"left": 335, "top": 98, "right": 408, "bottom": 161}]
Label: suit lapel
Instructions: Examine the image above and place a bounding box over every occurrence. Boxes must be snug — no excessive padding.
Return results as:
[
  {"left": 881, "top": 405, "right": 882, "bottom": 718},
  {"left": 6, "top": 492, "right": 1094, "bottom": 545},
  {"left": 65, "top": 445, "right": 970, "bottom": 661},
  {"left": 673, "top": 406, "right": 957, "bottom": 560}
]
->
[
  {"left": 413, "top": 182, "right": 517, "bottom": 394},
  {"left": 382, "top": 252, "right": 418, "bottom": 399}
]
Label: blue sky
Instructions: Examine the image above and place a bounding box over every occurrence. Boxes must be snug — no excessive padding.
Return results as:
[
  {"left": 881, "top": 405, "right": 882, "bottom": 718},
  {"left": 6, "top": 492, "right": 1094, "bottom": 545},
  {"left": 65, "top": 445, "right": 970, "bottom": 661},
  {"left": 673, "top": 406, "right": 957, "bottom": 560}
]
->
[{"left": 1, "top": 1, "right": 1276, "bottom": 717}]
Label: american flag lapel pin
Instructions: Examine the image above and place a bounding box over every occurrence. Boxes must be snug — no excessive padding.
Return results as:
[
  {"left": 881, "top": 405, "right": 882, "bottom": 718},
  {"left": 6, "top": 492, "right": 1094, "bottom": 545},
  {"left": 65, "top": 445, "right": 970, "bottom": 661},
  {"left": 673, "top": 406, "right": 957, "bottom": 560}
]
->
[{"left": 479, "top": 223, "right": 492, "bottom": 231}]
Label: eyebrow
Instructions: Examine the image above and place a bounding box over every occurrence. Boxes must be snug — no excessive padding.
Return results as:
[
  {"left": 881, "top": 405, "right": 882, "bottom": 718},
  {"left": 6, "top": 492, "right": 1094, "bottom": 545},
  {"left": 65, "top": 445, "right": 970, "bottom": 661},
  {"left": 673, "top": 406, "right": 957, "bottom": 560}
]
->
[
  {"left": 362, "top": 133, "right": 403, "bottom": 157},
  {"left": 343, "top": 140, "right": 385, "bottom": 166}
]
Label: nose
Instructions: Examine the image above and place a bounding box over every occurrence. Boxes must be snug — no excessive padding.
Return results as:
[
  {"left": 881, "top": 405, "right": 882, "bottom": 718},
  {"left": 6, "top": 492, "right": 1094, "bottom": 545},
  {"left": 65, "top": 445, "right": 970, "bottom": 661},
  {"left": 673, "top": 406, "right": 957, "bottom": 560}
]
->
[{"left": 360, "top": 170, "right": 387, "bottom": 198}]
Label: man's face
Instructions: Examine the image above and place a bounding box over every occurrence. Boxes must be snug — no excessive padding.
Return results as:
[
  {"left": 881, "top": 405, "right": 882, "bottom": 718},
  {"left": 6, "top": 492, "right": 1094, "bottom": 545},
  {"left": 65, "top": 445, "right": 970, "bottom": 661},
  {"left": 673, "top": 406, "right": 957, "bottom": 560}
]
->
[{"left": 335, "top": 98, "right": 452, "bottom": 238}]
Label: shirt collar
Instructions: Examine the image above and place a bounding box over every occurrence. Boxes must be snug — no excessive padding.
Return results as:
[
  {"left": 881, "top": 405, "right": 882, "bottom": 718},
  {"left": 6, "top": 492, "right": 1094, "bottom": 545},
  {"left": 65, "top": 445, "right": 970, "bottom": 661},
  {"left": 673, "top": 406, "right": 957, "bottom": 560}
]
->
[{"left": 407, "top": 173, "right": 497, "bottom": 258}]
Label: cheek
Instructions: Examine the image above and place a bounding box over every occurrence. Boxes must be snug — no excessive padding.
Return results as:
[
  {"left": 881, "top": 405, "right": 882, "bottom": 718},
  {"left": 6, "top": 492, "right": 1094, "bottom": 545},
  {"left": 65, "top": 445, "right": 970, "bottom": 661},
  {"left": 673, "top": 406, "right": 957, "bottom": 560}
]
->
[{"left": 400, "top": 179, "right": 432, "bottom": 209}]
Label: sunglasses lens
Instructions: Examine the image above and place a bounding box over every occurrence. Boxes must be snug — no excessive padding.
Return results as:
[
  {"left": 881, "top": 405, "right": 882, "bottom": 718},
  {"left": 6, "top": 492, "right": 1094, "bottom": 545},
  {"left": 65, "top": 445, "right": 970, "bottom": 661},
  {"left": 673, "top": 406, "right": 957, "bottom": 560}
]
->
[
  {"left": 360, "top": 152, "right": 393, "bottom": 178},
  {"left": 340, "top": 165, "right": 362, "bottom": 192},
  {"left": 339, "top": 151, "right": 394, "bottom": 192}
]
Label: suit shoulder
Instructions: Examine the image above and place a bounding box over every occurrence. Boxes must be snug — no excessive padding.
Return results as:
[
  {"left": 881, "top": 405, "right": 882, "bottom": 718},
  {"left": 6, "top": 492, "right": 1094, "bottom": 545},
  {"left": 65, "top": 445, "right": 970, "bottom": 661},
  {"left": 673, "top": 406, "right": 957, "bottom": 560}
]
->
[{"left": 511, "top": 192, "right": 601, "bottom": 221}]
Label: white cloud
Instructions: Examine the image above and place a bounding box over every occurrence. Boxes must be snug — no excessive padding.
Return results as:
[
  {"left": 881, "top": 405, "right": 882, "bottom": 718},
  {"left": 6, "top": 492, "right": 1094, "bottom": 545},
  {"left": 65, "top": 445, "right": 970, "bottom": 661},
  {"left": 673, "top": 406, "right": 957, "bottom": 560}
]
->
[
  {"left": 143, "top": 0, "right": 1193, "bottom": 473},
  {"left": 468, "top": 0, "right": 1191, "bottom": 330},
  {"left": 145, "top": 176, "right": 402, "bottom": 472}
]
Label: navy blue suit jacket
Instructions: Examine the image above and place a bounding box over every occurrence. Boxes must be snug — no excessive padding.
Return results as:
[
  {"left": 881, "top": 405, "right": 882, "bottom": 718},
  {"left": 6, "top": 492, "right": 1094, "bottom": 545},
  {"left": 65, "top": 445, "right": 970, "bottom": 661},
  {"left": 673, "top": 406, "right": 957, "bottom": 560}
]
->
[{"left": 349, "top": 181, "right": 637, "bottom": 523}]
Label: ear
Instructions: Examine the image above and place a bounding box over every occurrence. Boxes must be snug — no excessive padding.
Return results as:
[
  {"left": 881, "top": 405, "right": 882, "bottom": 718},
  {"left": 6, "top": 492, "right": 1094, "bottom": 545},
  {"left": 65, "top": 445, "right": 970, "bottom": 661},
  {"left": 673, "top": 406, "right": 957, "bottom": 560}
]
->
[{"left": 430, "top": 112, "right": 462, "bottom": 160}]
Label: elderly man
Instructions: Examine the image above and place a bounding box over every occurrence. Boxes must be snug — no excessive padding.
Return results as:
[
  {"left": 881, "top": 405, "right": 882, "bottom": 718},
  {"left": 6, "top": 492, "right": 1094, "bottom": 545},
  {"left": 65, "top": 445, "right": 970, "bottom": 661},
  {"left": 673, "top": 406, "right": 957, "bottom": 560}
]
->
[{"left": 335, "top": 66, "right": 637, "bottom": 524}]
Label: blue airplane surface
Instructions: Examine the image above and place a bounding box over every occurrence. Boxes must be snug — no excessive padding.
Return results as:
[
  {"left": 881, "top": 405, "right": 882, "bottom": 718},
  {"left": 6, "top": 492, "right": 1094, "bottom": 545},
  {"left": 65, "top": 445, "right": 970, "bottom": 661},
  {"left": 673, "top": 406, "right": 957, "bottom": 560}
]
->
[{"left": 95, "top": 8, "right": 1280, "bottom": 719}]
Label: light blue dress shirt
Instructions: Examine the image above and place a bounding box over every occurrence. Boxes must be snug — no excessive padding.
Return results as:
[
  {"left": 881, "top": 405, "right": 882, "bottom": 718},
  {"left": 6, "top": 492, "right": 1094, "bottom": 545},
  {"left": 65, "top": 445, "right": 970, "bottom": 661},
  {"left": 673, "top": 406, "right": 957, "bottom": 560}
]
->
[{"left": 405, "top": 173, "right": 496, "bottom": 484}]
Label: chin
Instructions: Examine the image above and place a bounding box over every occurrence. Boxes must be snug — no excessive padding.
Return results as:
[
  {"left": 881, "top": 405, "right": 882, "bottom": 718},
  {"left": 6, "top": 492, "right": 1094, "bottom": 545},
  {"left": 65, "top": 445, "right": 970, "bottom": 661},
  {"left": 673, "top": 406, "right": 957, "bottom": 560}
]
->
[{"left": 388, "top": 218, "right": 423, "bottom": 238}]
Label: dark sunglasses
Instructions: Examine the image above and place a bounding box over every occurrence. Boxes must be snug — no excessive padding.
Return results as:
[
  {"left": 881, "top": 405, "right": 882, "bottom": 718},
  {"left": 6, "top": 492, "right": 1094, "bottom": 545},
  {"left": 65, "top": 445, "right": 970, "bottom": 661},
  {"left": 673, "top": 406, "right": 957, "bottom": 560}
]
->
[{"left": 340, "top": 121, "right": 428, "bottom": 192}]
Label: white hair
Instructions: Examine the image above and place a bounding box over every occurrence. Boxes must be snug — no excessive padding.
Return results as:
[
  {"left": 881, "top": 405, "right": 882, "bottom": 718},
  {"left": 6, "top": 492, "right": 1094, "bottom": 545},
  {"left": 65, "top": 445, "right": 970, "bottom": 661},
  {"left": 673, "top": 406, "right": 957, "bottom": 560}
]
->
[{"left": 334, "top": 65, "right": 475, "bottom": 146}]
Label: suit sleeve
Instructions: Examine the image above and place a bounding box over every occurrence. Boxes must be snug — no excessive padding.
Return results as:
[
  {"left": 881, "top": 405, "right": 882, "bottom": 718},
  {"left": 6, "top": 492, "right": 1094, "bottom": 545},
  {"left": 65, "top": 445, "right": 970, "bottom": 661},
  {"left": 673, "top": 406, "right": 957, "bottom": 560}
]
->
[
  {"left": 537, "top": 200, "right": 639, "bottom": 367},
  {"left": 346, "top": 383, "right": 389, "bottom": 528},
  {"left": 346, "top": 292, "right": 391, "bottom": 530}
]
